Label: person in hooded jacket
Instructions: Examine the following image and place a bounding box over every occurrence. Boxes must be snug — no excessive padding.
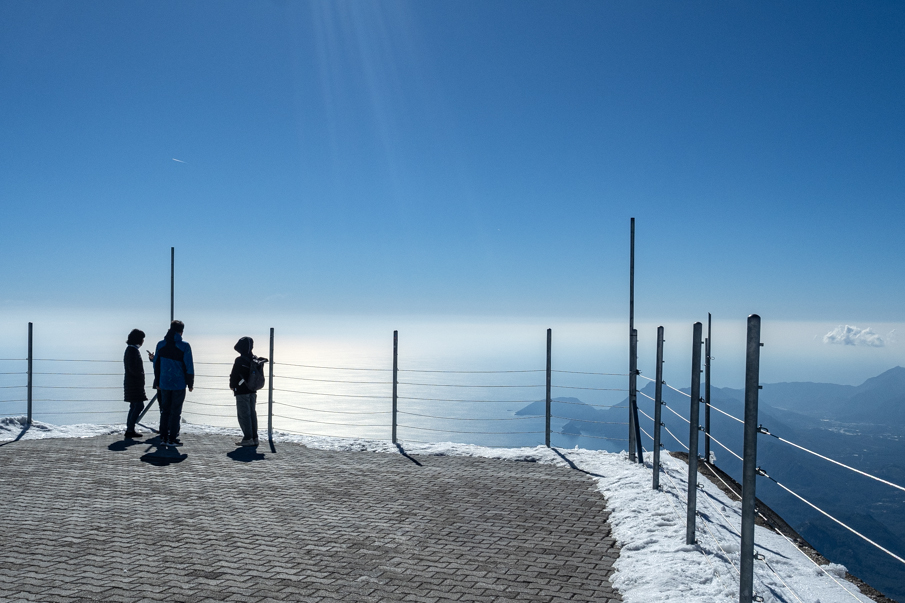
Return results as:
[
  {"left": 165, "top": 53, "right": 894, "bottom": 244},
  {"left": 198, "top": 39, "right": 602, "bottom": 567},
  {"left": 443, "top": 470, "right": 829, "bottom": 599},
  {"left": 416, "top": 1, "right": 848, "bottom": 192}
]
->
[
  {"left": 123, "top": 329, "right": 152, "bottom": 438},
  {"left": 229, "top": 336, "right": 267, "bottom": 447},
  {"left": 152, "top": 320, "right": 194, "bottom": 447}
]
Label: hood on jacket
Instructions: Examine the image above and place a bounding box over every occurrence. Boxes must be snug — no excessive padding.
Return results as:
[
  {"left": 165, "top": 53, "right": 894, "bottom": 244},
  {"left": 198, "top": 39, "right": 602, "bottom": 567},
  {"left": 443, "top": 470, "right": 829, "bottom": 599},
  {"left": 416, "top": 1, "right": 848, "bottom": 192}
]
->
[
  {"left": 234, "top": 337, "right": 254, "bottom": 358},
  {"left": 164, "top": 329, "right": 183, "bottom": 344}
]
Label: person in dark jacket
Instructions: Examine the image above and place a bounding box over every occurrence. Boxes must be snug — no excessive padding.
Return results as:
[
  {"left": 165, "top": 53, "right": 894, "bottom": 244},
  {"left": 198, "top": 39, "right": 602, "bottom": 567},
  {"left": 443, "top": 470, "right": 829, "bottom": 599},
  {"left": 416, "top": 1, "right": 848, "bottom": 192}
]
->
[
  {"left": 152, "top": 320, "right": 194, "bottom": 447},
  {"left": 229, "top": 337, "right": 267, "bottom": 447},
  {"left": 123, "top": 329, "right": 152, "bottom": 438}
]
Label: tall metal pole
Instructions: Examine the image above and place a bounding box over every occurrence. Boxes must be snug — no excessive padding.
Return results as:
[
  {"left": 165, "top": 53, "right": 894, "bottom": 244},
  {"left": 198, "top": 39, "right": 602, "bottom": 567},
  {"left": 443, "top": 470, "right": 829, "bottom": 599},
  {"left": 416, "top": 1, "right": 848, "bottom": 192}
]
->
[
  {"left": 739, "top": 314, "right": 762, "bottom": 603},
  {"left": 652, "top": 326, "right": 664, "bottom": 490},
  {"left": 267, "top": 327, "right": 274, "bottom": 446},
  {"left": 392, "top": 330, "right": 398, "bottom": 444},
  {"left": 686, "top": 321, "right": 703, "bottom": 545},
  {"left": 170, "top": 247, "right": 175, "bottom": 323},
  {"left": 628, "top": 217, "right": 637, "bottom": 461},
  {"left": 629, "top": 328, "right": 643, "bottom": 462},
  {"left": 704, "top": 313, "right": 712, "bottom": 462},
  {"left": 27, "top": 322, "right": 33, "bottom": 426},
  {"left": 545, "top": 328, "right": 552, "bottom": 448}
]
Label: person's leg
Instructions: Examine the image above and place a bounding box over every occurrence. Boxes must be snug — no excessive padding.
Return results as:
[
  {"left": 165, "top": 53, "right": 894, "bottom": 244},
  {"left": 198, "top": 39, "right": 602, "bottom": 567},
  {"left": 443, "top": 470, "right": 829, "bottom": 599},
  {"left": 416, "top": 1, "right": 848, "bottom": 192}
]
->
[
  {"left": 235, "top": 394, "right": 252, "bottom": 441},
  {"left": 169, "top": 389, "right": 186, "bottom": 441},
  {"left": 158, "top": 390, "right": 173, "bottom": 442},
  {"left": 126, "top": 401, "right": 143, "bottom": 434},
  {"left": 250, "top": 393, "right": 258, "bottom": 442}
]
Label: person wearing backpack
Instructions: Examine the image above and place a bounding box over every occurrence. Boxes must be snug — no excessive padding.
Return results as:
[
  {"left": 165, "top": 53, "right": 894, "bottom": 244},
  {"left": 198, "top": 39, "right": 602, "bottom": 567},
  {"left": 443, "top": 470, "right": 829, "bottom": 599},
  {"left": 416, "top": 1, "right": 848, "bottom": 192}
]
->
[{"left": 229, "top": 336, "right": 268, "bottom": 447}]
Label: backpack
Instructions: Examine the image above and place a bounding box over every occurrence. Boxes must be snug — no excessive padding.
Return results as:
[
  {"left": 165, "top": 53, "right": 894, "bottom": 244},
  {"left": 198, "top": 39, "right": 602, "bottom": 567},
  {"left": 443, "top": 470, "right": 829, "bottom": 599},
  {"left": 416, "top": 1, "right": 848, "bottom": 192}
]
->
[{"left": 245, "top": 356, "right": 267, "bottom": 392}]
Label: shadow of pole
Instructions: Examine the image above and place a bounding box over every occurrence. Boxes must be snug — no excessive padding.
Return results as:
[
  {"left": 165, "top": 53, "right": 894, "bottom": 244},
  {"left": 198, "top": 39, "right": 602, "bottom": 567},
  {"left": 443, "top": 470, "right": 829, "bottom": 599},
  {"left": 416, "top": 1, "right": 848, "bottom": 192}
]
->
[
  {"left": 0, "top": 423, "right": 30, "bottom": 448},
  {"left": 395, "top": 443, "right": 422, "bottom": 466},
  {"left": 551, "top": 448, "right": 606, "bottom": 479}
]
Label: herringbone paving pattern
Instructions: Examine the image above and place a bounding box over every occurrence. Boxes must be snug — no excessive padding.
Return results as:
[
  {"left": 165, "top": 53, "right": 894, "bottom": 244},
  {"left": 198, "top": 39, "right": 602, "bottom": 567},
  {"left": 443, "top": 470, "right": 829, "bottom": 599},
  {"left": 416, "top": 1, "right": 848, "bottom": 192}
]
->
[{"left": 0, "top": 433, "right": 621, "bottom": 602}]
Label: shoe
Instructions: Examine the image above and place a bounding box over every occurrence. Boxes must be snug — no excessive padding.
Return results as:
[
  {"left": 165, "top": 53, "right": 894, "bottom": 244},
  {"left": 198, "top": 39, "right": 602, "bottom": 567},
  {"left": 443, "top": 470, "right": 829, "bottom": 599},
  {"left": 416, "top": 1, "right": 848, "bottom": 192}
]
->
[
  {"left": 124, "top": 431, "right": 143, "bottom": 439},
  {"left": 170, "top": 438, "right": 183, "bottom": 446},
  {"left": 252, "top": 438, "right": 259, "bottom": 447},
  {"left": 236, "top": 439, "right": 256, "bottom": 447}
]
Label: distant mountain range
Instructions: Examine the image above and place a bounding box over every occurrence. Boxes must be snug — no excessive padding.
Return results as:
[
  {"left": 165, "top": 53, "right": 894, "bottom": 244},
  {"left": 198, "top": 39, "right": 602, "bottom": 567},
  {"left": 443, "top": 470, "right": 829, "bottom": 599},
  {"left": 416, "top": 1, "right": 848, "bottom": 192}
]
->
[{"left": 516, "top": 366, "right": 905, "bottom": 602}]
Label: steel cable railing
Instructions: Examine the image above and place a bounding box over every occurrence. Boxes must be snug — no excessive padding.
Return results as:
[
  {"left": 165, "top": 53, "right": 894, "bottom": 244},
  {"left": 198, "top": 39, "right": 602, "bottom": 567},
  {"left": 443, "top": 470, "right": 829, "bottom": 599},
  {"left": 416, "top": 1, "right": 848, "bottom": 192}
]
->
[
  {"left": 758, "top": 426, "right": 905, "bottom": 494},
  {"left": 6, "top": 346, "right": 630, "bottom": 452},
  {"left": 706, "top": 402, "right": 745, "bottom": 425},
  {"left": 758, "top": 468, "right": 905, "bottom": 566}
]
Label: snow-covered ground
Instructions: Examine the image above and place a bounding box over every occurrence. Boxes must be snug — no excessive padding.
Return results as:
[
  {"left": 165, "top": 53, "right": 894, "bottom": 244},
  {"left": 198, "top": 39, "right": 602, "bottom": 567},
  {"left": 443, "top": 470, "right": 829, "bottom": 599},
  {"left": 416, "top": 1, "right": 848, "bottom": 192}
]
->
[{"left": 0, "top": 416, "right": 874, "bottom": 603}]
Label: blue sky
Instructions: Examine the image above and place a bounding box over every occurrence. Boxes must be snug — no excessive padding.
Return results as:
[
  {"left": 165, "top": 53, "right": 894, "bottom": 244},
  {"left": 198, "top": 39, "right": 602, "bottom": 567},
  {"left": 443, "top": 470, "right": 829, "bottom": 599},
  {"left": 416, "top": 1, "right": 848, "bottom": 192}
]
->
[{"left": 1, "top": 1, "right": 903, "bottom": 381}]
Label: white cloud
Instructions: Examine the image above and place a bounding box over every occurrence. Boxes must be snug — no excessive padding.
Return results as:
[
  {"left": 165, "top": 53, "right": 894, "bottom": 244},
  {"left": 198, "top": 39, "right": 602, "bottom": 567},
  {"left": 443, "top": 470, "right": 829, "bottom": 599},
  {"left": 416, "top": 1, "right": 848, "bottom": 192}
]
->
[{"left": 823, "top": 325, "right": 885, "bottom": 347}]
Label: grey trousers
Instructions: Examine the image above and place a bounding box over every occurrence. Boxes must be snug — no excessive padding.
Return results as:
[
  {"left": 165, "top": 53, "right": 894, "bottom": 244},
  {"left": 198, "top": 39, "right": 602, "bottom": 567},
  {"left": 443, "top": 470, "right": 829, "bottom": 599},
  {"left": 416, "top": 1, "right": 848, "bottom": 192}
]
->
[{"left": 235, "top": 393, "right": 258, "bottom": 441}]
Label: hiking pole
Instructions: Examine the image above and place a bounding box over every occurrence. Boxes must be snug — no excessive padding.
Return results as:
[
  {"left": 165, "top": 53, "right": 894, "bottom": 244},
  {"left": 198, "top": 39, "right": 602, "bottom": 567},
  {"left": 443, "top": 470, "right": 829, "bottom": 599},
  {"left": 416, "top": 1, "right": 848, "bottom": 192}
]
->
[{"left": 136, "top": 393, "right": 159, "bottom": 431}]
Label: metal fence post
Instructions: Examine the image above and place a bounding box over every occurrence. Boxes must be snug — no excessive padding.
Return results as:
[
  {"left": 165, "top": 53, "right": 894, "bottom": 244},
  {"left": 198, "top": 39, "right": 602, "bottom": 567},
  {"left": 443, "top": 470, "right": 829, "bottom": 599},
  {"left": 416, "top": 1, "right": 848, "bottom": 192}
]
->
[
  {"left": 686, "top": 321, "right": 703, "bottom": 545},
  {"left": 704, "top": 313, "right": 712, "bottom": 462},
  {"left": 545, "top": 328, "right": 552, "bottom": 448},
  {"left": 628, "top": 217, "right": 636, "bottom": 462},
  {"left": 170, "top": 247, "right": 175, "bottom": 322},
  {"left": 392, "top": 330, "right": 398, "bottom": 444},
  {"left": 740, "top": 314, "right": 762, "bottom": 603},
  {"left": 652, "top": 326, "right": 664, "bottom": 489},
  {"left": 267, "top": 327, "right": 274, "bottom": 447},
  {"left": 629, "top": 328, "right": 643, "bottom": 462},
  {"left": 27, "top": 322, "right": 33, "bottom": 425}
]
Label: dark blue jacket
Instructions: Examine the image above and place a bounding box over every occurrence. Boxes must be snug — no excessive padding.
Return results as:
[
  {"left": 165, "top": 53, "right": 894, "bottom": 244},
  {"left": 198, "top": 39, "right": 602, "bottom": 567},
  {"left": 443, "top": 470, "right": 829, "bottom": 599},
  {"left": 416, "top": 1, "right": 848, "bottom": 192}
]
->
[{"left": 152, "top": 329, "right": 194, "bottom": 390}]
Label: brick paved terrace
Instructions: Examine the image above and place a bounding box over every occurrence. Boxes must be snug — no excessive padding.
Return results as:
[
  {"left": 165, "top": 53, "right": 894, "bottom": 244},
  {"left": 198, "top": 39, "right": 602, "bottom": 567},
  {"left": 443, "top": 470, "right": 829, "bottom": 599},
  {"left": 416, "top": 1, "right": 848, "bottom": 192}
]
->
[{"left": 0, "top": 433, "right": 622, "bottom": 602}]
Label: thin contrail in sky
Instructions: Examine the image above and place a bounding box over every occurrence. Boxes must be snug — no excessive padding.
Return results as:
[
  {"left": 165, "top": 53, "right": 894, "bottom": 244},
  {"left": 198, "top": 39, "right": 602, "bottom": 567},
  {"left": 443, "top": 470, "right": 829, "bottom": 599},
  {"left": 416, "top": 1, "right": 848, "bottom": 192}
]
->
[{"left": 172, "top": 158, "right": 185, "bottom": 163}]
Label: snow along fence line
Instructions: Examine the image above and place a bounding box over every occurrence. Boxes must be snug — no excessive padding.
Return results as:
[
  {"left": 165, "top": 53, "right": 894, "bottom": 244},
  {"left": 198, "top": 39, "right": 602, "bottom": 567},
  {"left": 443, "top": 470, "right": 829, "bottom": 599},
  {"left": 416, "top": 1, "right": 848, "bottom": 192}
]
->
[{"left": 632, "top": 316, "right": 904, "bottom": 603}]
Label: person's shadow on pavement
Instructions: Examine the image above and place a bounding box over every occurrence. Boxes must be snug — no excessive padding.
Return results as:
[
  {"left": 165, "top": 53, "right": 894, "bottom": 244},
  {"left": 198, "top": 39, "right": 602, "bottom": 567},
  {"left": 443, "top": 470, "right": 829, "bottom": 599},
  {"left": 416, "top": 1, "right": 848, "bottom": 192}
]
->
[
  {"left": 140, "top": 441, "right": 188, "bottom": 466},
  {"left": 227, "top": 446, "right": 266, "bottom": 462},
  {"left": 108, "top": 438, "right": 145, "bottom": 452}
]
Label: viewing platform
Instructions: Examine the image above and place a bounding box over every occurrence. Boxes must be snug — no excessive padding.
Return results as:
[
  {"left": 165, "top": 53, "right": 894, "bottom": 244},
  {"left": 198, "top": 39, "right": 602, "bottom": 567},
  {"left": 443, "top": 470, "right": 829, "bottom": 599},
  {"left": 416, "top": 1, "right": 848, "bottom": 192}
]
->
[{"left": 0, "top": 433, "right": 622, "bottom": 603}]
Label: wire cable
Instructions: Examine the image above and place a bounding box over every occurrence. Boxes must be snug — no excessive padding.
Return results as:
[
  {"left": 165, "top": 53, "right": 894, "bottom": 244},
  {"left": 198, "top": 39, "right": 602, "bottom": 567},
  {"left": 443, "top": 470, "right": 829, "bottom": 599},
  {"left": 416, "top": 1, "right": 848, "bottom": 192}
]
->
[
  {"left": 705, "top": 403, "right": 745, "bottom": 425},
  {"left": 708, "top": 433, "right": 743, "bottom": 462},
  {"left": 273, "top": 400, "right": 391, "bottom": 415},
  {"left": 273, "top": 387, "right": 390, "bottom": 400},
  {"left": 551, "top": 431, "right": 628, "bottom": 442},
  {"left": 760, "top": 428, "right": 905, "bottom": 494},
  {"left": 662, "top": 425, "right": 689, "bottom": 451},
  {"left": 273, "top": 375, "right": 392, "bottom": 385},
  {"left": 552, "top": 370, "right": 628, "bottom": 376},
  {"left": 761, "top": 470, "right": 905, "bottom": 566},
  {"left": 33, "top": 359, "right": 119, "bottom": 363},
  {"left": 398, "top": 381, "right": 545, "bottom": 388},
  {"left": 32, "top": 372, "right": 121, "bottom": 376},
  {"left": 552, "top": 385, "right": 628, "bottom": 391},
  {"left": 32, "top": 386, "right": 120, "bottom": 390},
  {"left": 272, "top": 413, "right": 387, "bottom": 428},
  {"left": 663, "top": 403, "right": 691, "bottom": 424},
  {"left": 397, "top": 396, "right": 538, "bottom": 404},
  {"left": 402, "top": 368, "right": 545, "bottom": 374},
  {"left": 398, "top": 424, "right": 544, "bottom": 435},
  {"left": 273, "top": 361, "right": 391, "bottom": 372},
  {"left": 398, "top": 411, "right": 536, "bottom": 421},
  {"left": 664, "top": 383, "right": 692, "bottom": 398},
  {"left": 551, "top": 416, "right": 628, "bottom": 425}
]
